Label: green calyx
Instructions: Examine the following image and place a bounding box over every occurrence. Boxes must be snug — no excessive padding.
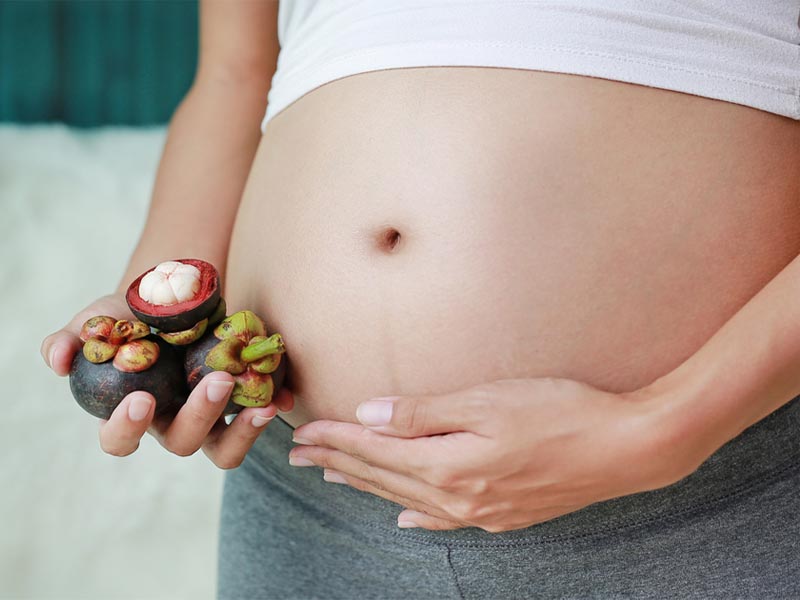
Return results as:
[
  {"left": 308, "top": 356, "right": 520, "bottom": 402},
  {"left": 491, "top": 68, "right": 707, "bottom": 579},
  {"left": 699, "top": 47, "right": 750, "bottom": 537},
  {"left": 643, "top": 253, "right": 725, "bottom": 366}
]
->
[
  {"left": 80, "top": 316, "right": 149, "bottom": 346},
  {"left": 79, "top": 316, "right": 158, "bottom": 372},
  {"left": 203, "top": 310, "right": 286, "bottom": 407},
  {"left": 240, "top": 334, "right": 285, "bottom": 362},
  {"left": 251, "top": 353, "right": 282, "bottom": 375},
  {"left": 152, "top": 297, "right": 226, "bottom": 346},
  {"left": 80, "top": 316, "right": 116, "bottom": 343},
  {"left": 214, "top": 310, "right": 266, "bottom": 343},
  {"left": 82, "top": 338, "right": 118, "bottom": 363},
  {"left": 158, "top": 318, "right": 208, "bottom": 346},
  {"left": 205, "top": 337, "right": 247, "bottom": 375},
  {"left": 108, "top": 320, "right": 150, "bottom": 345},
  {"left": 207, "top": 297, "right": 227, "bottom": 326},
  {"left": 113, "top": 339, "right": 160, "bottom": 373},
  {"left": 230, "top": 371, "right": 275, "bottom": 408},
  {"left": 204, "top": 332, "right": 285, "bottom": 375}
]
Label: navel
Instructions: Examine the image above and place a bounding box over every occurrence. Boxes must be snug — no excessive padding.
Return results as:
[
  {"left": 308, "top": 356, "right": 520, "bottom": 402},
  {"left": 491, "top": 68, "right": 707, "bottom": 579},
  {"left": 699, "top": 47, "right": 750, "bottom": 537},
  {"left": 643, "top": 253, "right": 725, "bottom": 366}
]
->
[{"left": 375, "top": 226, "right": 403, "bottom": 253}]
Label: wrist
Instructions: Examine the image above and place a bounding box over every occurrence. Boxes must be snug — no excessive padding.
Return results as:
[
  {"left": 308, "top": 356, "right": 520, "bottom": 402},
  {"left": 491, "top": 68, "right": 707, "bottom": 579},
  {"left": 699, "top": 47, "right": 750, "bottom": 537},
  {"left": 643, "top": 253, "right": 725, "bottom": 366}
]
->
[{"left": 627, "top": 372, "right": 731, "bottom": 490}]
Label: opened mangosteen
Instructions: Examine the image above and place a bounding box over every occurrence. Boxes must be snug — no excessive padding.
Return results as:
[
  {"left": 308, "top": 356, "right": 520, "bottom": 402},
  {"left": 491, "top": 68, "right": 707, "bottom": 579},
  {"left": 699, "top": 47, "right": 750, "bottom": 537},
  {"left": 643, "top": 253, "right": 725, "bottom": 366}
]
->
[
  {"left": 126, "top": 259, "right": 225, "bottom": 345},
  {"left": 69, "top": 316, "right": 187, "bottom": 420},
  {"left": 71, "top": 259, "right": 289, "bottom": 421},
  {"left": 185, "top": 310, "right": 287, "bottom": 415}
]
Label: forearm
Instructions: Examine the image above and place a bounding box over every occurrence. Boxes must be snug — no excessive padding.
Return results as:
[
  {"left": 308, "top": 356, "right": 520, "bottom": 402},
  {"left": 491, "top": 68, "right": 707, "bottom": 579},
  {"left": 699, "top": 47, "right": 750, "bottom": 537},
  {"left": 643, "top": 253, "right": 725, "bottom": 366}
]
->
[
  {"left": 646, "top": 252, "right": 800, "bottom": 465},
  {"left": 116, "top": 74, "right": 268, "bottom": 292}
]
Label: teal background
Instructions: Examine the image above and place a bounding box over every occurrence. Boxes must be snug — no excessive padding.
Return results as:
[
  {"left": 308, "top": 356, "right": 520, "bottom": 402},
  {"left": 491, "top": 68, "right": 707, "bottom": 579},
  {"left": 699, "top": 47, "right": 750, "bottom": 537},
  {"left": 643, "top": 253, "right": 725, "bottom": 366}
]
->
[{"left": 0, "top": 0, "right": 198, "bottom": 126}]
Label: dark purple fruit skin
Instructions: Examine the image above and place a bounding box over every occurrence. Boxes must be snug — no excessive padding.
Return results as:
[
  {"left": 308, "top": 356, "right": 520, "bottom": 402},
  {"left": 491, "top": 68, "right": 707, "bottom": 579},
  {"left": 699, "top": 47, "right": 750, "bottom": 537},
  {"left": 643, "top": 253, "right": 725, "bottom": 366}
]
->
[
  {"left": 69, "top": 336, "right": 188, "bottom": 420},
  {"left": 128, "top": 292, "right": 222, "bottom": 334},
  {"left": 184, "top": 331, "right": 287, "bottom": 415}
]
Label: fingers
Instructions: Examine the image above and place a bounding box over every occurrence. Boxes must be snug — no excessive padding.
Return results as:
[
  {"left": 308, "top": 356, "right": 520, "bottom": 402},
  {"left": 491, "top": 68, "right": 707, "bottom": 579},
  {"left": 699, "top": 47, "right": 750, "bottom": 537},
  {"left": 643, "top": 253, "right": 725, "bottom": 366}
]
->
[
  {"left": 201, "top": 404, "right": 278, "bottom": 469},
  {"left": 150, "top": 371, "right": 235, "bottom": 456},
  {"left": 321, "top": 469, "right": 461, "bottom": 525},
  {"left": 271, "top": 387, "right": 294, "bottom": 413},
  {"left": 355, "top": 390, "right": 490, "bottom": 438},
  {"left": 41, "top": 330, "right": 82, "bottom": 376},
  {"left": 96, "top": 369, "right": 278, "bottom": 468},
  {"left": 98, "top": 391, "right": 156, "bottom": 456},
  {"left": 149, "top": 371, "right": 280, "bottom": 469},
  {"left": 289, "top": 443, "right": 445, "bottom": 507},
  {"left": 292, "top": 421, "right": 443, "bottom": 479},
  {"left": 396, "top": 509, "right": 463, "bottom": 531},
  {"left": 42, "top": 293, "right": 133, "bottom": 376},
  {"left": 47, "top": 294, "right": 287, "bottom": 467}
]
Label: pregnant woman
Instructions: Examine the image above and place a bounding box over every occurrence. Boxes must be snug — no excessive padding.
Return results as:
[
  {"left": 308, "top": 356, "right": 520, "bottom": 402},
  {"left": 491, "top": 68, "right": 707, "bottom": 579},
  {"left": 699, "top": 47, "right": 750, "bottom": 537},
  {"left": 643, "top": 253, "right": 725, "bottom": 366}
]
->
[{"left": 42, "top": 1, "right": 800, "bottom": 598}]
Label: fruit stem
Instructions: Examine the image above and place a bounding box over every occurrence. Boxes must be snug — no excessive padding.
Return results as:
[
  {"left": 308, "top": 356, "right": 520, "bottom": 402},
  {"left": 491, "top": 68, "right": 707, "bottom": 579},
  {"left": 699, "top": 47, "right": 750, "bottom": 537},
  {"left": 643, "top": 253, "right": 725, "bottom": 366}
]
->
[{"left": 241, "top": 333, "right": 285, "bottom": 362}]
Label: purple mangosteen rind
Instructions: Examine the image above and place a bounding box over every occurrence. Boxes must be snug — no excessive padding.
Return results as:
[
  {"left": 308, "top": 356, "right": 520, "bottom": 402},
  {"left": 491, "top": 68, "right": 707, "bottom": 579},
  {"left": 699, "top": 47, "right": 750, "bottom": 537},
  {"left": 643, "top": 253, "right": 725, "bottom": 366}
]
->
[
  {"left": 128, "top": 293, "right": 222, "bottom": 333},
  {"left": 125, "top": 258, "right": 222, "bottom": 333},
  {"left": 69, "top": 335, "right": 188, "bottom": 420},
  {"left": 184, "top": 330, "right": 223, "bottom": 389}
]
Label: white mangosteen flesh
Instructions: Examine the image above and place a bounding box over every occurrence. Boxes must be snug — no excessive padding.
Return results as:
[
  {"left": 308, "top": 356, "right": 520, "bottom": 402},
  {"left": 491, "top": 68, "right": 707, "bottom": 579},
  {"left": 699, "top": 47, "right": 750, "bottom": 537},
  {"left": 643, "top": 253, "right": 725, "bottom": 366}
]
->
[{"left": 139, "top": 261, "right": 202, "bottom": 306}]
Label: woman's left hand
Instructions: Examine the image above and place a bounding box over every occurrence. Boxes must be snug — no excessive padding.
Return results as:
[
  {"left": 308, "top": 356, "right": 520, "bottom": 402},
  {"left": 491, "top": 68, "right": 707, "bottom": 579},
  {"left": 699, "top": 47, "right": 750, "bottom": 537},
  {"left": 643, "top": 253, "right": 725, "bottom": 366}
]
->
[{"left": 289, "top": 377, "right": 705, "bottom": 532}]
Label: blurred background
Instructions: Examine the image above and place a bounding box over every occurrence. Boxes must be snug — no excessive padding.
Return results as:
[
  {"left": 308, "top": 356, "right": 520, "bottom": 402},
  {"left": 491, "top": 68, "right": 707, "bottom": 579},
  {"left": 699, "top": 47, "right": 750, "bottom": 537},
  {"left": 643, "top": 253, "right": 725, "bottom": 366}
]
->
[
  {"left": 0, "top": 0, "right": 197, "bottom": 125},
  {"left": 1, "top": 2, "right": 230, "bottom": 599}
]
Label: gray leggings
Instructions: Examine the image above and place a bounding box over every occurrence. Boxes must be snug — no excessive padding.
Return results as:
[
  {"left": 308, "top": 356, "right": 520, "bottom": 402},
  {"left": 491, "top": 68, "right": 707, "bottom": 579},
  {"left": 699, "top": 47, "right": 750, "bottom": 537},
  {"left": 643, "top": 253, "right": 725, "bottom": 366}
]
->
[{"left": 218, "top": 394, "right": 800, "bottom": 599}]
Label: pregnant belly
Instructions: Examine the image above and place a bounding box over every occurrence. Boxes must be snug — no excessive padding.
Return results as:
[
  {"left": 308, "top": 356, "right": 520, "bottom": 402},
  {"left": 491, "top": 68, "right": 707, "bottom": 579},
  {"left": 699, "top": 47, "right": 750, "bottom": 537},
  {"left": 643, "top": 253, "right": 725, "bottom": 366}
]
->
[{"left": 226, "top": 68, "right": 800, "bottom": 427}]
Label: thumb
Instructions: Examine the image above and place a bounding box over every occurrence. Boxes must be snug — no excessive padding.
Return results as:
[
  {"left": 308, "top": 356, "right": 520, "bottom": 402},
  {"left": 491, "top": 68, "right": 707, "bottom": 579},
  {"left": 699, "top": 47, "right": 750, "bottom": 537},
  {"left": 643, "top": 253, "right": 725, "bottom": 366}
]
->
[
  {"left": 356, "top": 391, "right": 482, "bottom": 438},
  {"left": 41, "top": 330, "right": 82, "bottom": 377}
]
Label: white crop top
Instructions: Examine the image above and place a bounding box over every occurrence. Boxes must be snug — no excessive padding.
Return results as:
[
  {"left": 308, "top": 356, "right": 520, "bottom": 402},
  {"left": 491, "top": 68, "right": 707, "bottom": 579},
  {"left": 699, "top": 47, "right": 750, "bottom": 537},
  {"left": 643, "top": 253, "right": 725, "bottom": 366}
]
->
[{"left": 262, "top": 0, "right": 800, "bottom": 131}]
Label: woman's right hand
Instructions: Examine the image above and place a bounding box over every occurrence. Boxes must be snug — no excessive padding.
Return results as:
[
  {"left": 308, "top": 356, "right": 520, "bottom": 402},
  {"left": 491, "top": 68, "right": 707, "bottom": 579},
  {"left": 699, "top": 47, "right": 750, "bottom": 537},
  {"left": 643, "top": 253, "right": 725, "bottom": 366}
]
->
[{"left": 41, "top": 294, "right": 293, "bottom": 469}]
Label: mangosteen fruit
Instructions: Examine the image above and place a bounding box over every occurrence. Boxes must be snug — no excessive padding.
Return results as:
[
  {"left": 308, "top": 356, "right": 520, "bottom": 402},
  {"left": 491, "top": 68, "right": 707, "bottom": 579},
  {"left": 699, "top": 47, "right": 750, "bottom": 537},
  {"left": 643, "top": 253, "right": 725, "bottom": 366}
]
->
[
  {"left": 125, "top": 259, "right": 223, "bottom": 342},
  {"left": 69, "top": 316, "right": 187, "bottom": 420},
  {"left": 185, "top": 310, "right": 287, "bottom": 415}
]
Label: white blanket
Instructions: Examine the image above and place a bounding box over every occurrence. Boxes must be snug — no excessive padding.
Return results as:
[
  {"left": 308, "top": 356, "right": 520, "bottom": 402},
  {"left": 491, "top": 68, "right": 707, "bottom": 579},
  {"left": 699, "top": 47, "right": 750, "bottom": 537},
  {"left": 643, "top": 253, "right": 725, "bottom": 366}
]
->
[{"left": 0, "top": 125, "right": 222, "bottom": 600}]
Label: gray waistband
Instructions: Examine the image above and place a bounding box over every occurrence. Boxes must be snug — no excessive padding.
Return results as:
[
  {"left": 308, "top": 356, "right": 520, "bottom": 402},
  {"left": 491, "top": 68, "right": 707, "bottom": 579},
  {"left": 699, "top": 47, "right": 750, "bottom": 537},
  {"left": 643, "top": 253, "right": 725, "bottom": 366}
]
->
[{"left": 246, "top": 393, "right": 800, "bottom": 548}]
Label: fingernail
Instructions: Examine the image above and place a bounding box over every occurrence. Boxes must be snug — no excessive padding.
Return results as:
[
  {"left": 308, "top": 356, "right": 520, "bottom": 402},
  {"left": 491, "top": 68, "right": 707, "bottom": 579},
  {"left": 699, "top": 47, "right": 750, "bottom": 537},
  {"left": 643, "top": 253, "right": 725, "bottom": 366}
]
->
[
  {"left": 397, "top": 519, "right": 419, "bottom": 529},
  {"left": 323, "top": 470, "right": 347, "bottom": 484},
  {"left": 252, "top": 414, "right": 273, "bottom": 428},
  {"left": 207, "top": 380, "right": 234, "bottom": 403},
  {"left": 48, "top": 346, "right": 57, "bottom": 368},
  {"left": 128, "top": 395, "right": 152, "bottom": 422},
  {"left": 288, "top": 455, "right": 315, "bottom": 467},
  {"left": 292, "top": 437, "right": 314, "bottom": 445},
  {"left": 356, "top": 400, "right": 395, "bottom": 427}
]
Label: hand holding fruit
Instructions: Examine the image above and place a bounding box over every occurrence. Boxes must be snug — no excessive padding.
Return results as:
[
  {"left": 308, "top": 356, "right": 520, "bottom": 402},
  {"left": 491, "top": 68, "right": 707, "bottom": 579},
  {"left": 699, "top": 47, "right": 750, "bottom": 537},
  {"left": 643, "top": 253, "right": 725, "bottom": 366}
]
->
[{"left": 41, "top": 259, "right": 293, "bottom": 468}]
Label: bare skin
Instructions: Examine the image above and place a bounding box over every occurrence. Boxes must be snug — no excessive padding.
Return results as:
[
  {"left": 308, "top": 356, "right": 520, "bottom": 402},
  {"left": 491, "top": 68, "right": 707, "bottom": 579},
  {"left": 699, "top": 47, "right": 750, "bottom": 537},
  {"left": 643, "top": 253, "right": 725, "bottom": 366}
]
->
[
  {"left": 40, "top": 1, "right": 286, "bottom": 467},
  {"left": 230, "top": 67, "right": 800, "bottom": 428},
  {"left": 240, "top": 68, "right": 800, "bottom": 531},
  {"left": 41, "top": 3, "right": 800, "bottom": 532}
]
